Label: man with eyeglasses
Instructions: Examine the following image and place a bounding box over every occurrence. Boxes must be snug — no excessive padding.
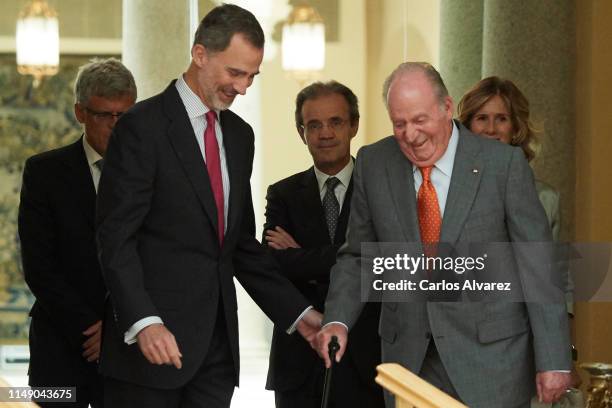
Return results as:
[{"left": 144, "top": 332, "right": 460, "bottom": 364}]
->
[
  {"left": 18, "top": 57, "right": 136, "bottom": 407},
  {"left": 263, "top": 81, "right": 384, "bottom": 408}
]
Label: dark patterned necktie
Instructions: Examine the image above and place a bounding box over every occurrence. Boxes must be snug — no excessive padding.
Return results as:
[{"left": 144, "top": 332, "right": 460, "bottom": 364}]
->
[
  {"left": 94, "top": 159, "right": 104, "bottom": 171},
  {"left": 323, "top": 177, "right": 341, "bottom": 242}
]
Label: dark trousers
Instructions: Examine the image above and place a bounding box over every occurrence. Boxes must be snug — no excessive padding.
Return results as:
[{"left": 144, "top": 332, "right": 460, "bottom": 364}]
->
[
  {"left": 29, "top": 316, "right": 104, "bottom": 408},
  {"left": 274, "top": 354, "right": 384, "bottom": 408},
  {"left": 104, "top": 314, "right": 235, "bottom": 408}
]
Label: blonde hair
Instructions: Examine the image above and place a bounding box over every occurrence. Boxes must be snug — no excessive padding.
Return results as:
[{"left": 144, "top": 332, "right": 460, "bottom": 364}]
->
[{"left": 457, "top": 76, "right": 538, "bottom": 162}]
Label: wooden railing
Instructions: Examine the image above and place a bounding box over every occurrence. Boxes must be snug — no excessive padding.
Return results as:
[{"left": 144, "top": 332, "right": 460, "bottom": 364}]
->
[{"left": 376, "top": 363, "right": 469, "bottom": 408}]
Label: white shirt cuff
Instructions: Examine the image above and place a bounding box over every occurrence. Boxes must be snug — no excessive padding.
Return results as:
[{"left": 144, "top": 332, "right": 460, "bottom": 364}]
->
[
  {"left": 286, "top": 306, "right": 313, "bottom": 334},
  {"left": 323, "top": 321, "right": 349, "bottom": 332},
  {"left": 124, "top": 316, "right": 164, "bottom": 345}
]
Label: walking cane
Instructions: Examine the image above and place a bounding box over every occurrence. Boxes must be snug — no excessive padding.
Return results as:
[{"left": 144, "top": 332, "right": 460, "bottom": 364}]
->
[{"left": 321, "top": 335, "right": 340, "bottom": 408}]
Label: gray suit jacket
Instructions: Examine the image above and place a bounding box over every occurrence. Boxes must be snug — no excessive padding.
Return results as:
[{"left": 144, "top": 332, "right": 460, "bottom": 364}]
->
[
  {"left": 323, "top": 123, "right": 571, "bottom": 408},
  {"left": 536, "top": 180, "right": 560, "bottom": 241},
  {"left": 536, "top": 180, "right": 574, "bottom": 315}
]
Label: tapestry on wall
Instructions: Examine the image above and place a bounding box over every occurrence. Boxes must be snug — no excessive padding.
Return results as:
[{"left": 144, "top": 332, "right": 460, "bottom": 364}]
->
[{"left": 0, "top": 54, "right": 109, "bottom": 343}]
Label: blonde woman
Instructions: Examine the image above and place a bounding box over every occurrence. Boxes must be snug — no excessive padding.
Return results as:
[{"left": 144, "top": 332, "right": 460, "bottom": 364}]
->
[
  {"left": 458, "top": 77, "right": 582, "bottom": 406},
  {"left": 457, "top": 76, "right": 561, "bottom": 237}
]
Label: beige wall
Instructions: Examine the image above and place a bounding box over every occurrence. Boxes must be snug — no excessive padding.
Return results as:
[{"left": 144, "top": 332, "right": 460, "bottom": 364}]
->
[
  {"left": 259, "top": 0, "right": 368, "bottom": 191},
  {"left": 259, "top": 0, "right": 441, "bottom": 196},
  {"left": 0, "top": 0, "right": 122, "bottom": 54},
  {"left": 0, "top": 0, "right": 121, "bottom": 38},
  {"left": 574, "top": 0, "right": 612, "bottom": 366},
  {"left": 0, "top": 0, "right": 441, "bottom": 218},
  {"left": 365, "top": 0, "right": 440, "bottom": 144}
]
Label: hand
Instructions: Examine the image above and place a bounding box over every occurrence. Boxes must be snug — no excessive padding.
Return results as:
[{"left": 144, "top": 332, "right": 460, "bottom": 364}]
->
[
  {"left": 536, "top": 371, "right": 572, "bottom": 403},
  {"left": 315, "top": 323, "right": 348, "bottom": 369},
  {"left": 82, "top": 320, "right": 102, "bottom": 362},
  {"left": 265, "top": 226, "right": 301, "bottom": 249},
  {"left": 136, "top": 323, "right": 182, "bottom": 369},
  {"left": 297, "top": 309, "right": 322, "bottom": 349}
]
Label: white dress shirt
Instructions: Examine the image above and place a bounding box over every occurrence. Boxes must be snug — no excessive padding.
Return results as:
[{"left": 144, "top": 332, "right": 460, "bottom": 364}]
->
[
  {"left": 176, "top": 74, "right": 230, "bottom": 229},
  {"left": 313, "top": 159, "right": 354, "bottom": 211},
  {"left": 82, "top": 136, "right": 103, "bottom": 192},
  {"left": 411, "top": 120, "right": 459, "bottom": 216}
]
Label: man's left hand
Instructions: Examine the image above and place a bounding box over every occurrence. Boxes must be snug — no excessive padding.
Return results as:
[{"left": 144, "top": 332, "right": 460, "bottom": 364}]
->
[
  {"left": 82, "top": 320, "right": 102, "bottom": 363},
  {"left": 297, "top": 309, "right": 322, "bottom": 349},
  {"left": 265, "top": 226, "right": 301, "bottom": 249},
  {"left": 536, "top": 371, "right": 572, "bottom": 403}
]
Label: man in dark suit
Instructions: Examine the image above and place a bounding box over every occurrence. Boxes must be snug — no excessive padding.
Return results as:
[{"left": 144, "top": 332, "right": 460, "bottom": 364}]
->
[
  {"left": 18, "top": 58, "right": 136, "bottom": 407},
  {"left": 264, "top": 81, "right": 383, "bottom": 408},
  {"left": 96, "top": 5, "right": 320, "bottom": 408},
  {"left": 316, "top": 63, "right": 572, "bottom": 407},
  {"left": 263, "top": 81, "right": 384, "bottom": 408}
]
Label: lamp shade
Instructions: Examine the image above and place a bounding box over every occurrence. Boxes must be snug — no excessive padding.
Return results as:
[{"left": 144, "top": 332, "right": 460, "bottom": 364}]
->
[
  {"left": 16, "top": 0, "right": 60, "bottom": 85},
  {"left": 281, "top": 4, "right": 325, "bottom": 77}
]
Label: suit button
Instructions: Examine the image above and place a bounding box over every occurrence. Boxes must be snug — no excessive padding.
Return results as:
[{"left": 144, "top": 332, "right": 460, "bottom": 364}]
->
[{"left": 425, "top": 331, "right": 432, "bottom": 339}]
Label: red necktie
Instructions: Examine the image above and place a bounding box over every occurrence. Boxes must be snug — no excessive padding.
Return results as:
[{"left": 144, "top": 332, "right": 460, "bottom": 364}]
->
[
  {"left": 417, "top": 166, "right": 441, "bottom": 257},
  {"left": 204, "top": 110, "right": 224, "bottom": 244}
]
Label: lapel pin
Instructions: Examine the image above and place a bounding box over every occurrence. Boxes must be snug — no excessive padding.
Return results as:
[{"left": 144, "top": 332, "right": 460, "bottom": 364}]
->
[{"left": 472, "top": 168, "right": 479, "bottom": 174}]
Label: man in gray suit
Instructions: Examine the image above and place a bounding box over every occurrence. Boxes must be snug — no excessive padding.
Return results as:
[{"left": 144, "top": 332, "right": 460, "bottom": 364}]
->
[{"left": 316, "top": 62, "right": 572, "bottom": 408}]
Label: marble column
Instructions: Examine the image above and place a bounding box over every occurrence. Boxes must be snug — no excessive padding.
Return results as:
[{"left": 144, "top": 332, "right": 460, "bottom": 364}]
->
[
  {"left": 439, "top": 0, "right": 484, "bottom": 103},
  {"left": 482, "top": 0, "right": 575, "bottom": 240},
  {"left": 122, "top": 0, "right": 192, "bottom": 100}
]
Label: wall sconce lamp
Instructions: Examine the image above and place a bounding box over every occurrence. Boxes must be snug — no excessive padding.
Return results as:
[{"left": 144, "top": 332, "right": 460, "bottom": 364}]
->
[
  {"left": 281, "top": 2, "right": 325, "bottom": 84},
  {"left": 16, "top": 0, "right": 60, "bottom": 87}
]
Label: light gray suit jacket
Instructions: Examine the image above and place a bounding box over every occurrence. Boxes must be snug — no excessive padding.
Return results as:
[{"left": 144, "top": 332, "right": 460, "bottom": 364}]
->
[
  {"left": 536, "top": 180, "right": 560, "bottom": 241},
  {"left": 323, "top": 123, "right": 571, "bottom": 408},
  {"left": 536, "top": 180, "right": 574, "bottom": 315}
]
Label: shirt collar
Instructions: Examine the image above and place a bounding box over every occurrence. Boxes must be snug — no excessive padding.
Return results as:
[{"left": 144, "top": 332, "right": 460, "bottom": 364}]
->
[
  {"left": 314, "top": 159, "right": 354, "bottom": 193},
  {"left": 412, "top": 120, "right": 459, "bottom": 177},
  {"left": 82, "top": 135, "right": 102, "bottom": 167},
  {"left": 175, "top": 74, "right": 220, "bottom": 121}
]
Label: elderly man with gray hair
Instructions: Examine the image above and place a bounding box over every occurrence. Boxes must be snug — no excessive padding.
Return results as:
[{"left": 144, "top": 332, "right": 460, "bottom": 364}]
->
[
  {"left": 18, "top": 57, "right": 136, "bottom": 407},
  {"left": 316, "top": 62, "right": 571, "bottom": 408}
]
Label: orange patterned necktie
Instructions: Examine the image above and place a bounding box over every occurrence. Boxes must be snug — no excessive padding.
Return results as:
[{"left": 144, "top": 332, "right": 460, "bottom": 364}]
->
[{"left": 417, "top": 166, "right": 441, "bottom": 257}]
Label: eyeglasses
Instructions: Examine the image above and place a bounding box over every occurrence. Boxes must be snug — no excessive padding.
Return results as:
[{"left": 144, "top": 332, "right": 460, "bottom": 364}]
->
[
  {"left": 84, "top": 107, "right": 125, "bottom": 123},
  {"left": 301, "top": 118, "right": 348, "bottom": 135}
]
